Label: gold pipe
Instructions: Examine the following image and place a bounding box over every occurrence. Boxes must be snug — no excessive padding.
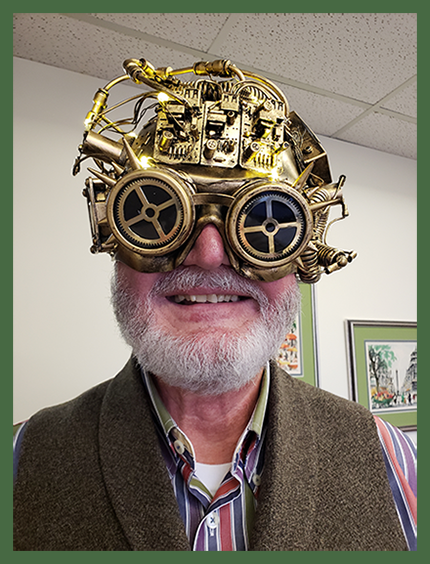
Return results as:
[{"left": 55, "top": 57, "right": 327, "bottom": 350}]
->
[
  {"left": 165, "top": 66, "right": 194, "bottom": 76},
  {"left": 241, "top": 70, "right": 289, "bottom": 115},
  {"left": 103, "top": 74, "right": 131, "bottom": 91}
]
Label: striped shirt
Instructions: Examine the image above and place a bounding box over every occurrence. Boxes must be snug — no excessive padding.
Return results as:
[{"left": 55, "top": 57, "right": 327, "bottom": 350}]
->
[
  {"left": 13, "top": 368, "right": 417, "bottom": 550},
  {"left": 141, "top": 365, "right": 269, "bottom": 550},
  {"left": 374, "top": 417, "right": 417, "bottom": 551}
]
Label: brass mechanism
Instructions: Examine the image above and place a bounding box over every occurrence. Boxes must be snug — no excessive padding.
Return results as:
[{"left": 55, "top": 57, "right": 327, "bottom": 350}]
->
[{"left": 74, "top": 57, "right": 356, "bottom": 282}]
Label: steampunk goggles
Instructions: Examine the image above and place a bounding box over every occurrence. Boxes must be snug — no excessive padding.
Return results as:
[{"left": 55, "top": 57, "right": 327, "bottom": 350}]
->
[{"left": 74, "top": 57, "right": 356, "bottom": 282}]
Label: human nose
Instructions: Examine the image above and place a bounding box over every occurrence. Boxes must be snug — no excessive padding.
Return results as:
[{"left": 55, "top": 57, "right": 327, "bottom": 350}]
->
[{"left": 182, "top": 224, "right": 230, "bottom": 270}]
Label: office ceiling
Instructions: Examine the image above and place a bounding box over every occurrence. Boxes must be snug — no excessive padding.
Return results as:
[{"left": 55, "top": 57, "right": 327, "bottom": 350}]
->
[{"left": 13, "top": 12, "right": 417, "bottom": 159}]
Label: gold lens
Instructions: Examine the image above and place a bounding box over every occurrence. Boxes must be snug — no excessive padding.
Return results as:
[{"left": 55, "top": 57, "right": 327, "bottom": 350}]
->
[
  {"left": 226, "top": 183, "right": 313, "bottom": 268},
  {"left": 106, "top": 169, "right": 195, "bottom": 255}
]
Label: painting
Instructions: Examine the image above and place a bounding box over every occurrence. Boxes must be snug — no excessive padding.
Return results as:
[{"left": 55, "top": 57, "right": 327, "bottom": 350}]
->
[
  {"left": 277, "top": 283, "right": 319, "bottom": 387},
  {"left": 346, "top": 320, "right": 417, "bottom": 430}
]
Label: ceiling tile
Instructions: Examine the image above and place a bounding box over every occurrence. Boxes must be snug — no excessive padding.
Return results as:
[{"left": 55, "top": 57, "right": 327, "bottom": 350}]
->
[
  {"left": 335, "top": 112, "right": 417, "bottom": 160},
  {"left": 275, "top": 82, "right": 364, "bottom": 137},
  {"left": 90, "top": 13, "right": 230, "bottom": 52},
  {"left": 216, "top": 13, "right": 417, "bottom": 104},
  {"left": 13, "top": 13, "right": 197, "bottom": 82},
  {"left": 380, "top": 80, "right": 417, "bottom": 118},
  {"left": 13, "top": 13, "right": 417, "bottom": 160}
]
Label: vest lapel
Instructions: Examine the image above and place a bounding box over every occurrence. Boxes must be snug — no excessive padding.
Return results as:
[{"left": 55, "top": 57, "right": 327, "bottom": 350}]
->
[
  {"left": 98, "top": 358, "right": 190, "bottom": 551},
  {"left": 250, "top": 362, "right": 318, "bottom": 550},
  {"left": 250, "top": 362, "right": 408, "bottom": 551}
]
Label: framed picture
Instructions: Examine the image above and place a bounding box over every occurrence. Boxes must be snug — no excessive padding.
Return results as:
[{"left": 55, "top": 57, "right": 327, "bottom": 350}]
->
[
  {"left": 277, "top": 283, "right": 319, "bottom": 387},
  {"left": 346, "top": 320, "right": 417, "bottom": 430}
]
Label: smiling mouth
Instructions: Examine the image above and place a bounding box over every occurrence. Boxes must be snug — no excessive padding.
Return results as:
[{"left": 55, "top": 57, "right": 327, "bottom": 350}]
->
[{"left": 168, "top": 294, "right": 247, "bottom": 304}]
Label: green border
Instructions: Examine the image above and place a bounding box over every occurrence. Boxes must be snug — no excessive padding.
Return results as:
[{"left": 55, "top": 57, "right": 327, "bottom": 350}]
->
[
  {"left": 10, "top": 5, "right": 422, "bottom": 560},
  {"left": 298, "top": 283, "right": 318, "bottom": 387},
  {"left": 276, "top": 283, "right": 318, "bottom": 387},
  {"left": 348, "top": 321, "right": 417, "bottom": 429}
]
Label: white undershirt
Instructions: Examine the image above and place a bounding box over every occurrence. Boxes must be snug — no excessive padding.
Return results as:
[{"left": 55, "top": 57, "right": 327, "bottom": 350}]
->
[{"left": 194, "top": 461, "right": 232, "bottom": 496}]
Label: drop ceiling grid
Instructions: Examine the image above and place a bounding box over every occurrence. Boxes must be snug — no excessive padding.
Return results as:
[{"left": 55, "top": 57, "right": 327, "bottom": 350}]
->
[
  {"left": 214, "top": 13, "right": 417, "bottom": 104},
  {"left": 13, "top": 13, "right": 199, "bottom": 81},
  {"left": 380, "top": 80, "right": 417, "bottom": 118},
  {"left": 337, "top": 112, "right": 417, "bottom": 160},
  {"left": 88, "top": 13, "right": 231, "bottom": 52},
  {"left": 271, "top": 80, "right": 365, "bottom": 137},
  {"left": 12, "top": 12, "right": 417, "bottom": 159}
]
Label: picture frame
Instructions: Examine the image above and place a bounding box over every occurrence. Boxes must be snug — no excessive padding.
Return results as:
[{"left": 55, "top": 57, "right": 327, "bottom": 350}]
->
[
  {"left": 346, "top": 320, "right": 417, "bottom": 430},
  {"left": 277, "top": 283, "right": 319, "bottom": 387}
]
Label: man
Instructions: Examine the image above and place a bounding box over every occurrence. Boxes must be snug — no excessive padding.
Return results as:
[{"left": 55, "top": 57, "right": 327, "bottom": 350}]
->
[{"left": 13, "top": 57, "right": 416, "bottom": 551}]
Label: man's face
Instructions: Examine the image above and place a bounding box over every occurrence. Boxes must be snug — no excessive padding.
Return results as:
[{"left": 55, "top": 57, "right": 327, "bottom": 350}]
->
[{"left": 112, "top": 224, "right": 301, "bottom": 395}]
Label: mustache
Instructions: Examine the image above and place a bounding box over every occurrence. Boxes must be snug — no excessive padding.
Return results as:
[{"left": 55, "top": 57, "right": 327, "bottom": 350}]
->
[{"left": 151, "top": 265, "right": 270, "bottom": 307}]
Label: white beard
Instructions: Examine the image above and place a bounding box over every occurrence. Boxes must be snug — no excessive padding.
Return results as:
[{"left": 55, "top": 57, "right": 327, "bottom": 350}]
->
[{"left": 111, "top": 264, "right": 301, "bottom": 396}]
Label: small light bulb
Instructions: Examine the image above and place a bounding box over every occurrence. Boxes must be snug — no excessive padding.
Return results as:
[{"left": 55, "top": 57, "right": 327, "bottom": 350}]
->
[
  {"left": 157, "top": 92, "right": 170, "bottom": 103},
  {"left": 269, "top": 169, "right": 280, "bottom": 181},
  {"left": 139, "top": 156, "right": 152, "bottom": 169}
]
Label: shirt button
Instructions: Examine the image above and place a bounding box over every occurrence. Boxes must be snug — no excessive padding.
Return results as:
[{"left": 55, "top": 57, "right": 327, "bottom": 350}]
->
[
  {"left": 206, "top": 511, "right": 219, "bottom": 529},
  {"left": 252, "top": 473, "right": 261, "bottom": 486},
  {"left": 173, "top": 439, "right": 185, "bottom": 455}
]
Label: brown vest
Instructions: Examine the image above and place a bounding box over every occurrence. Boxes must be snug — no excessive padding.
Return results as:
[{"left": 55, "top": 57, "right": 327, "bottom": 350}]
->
[{"left": 13, "top": 358, "right": 407, "bottom": 550}]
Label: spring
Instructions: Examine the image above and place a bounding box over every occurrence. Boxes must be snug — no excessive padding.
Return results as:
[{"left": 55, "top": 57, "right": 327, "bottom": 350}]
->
[
  {"left": 313, "top": 209, "right": 329, "bottom": 242},
  {"left": 297, "top": 246, "right": 321, "bottom": 284},
  {"left": 314, "top": 242, "right": 336, "bottom": 264},
  {"left": 309, "top": 187, "right": 331, "bottom": 205},
  {"left": 309, "top": 188, "right": 331, "bottom": 241},
  {"left": 314, "top": 242, "right": 348, "bottom": 270}
]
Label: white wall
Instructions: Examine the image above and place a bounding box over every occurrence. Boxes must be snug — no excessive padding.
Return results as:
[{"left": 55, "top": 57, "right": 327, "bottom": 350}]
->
[
  {"left": 315, "top": 137, "right": 417, "bottom": 397},
  {"left": 13, "top": 57, "right": 417, "bottom": 443}
]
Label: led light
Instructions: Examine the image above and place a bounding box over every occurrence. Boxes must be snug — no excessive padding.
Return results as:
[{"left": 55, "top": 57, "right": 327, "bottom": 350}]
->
[
  {"left": 269, "top": 169, "right": 280, "bottom": 181},
  {"left": 157, "top": 92, "right": 171, "bottom": 103},
  {"left": 139, "top": 156, "right": 152, "bottom": 169},
  {"left": 84, "top": 116, "right": 93, "bottom": 130}
]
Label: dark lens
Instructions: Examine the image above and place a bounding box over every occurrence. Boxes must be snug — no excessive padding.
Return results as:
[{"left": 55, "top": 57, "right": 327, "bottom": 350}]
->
[
  {"left": 123, "top": 189, "right": 142, "bottom": 221},
  {"left": 158, "top": 206, "right": 177, "bottom": 235},
  {"left": 274, "top": 226, "right": 296, "bottom": 252},
  {"left": 245, "top": 202, "right": 267, "bottom": 226},
  {"left": 272, "top": 200, "right": 295, "bottom": 223},
  {"left": 141, "top": 184, "right": 173, "bottom": 205},
  {"left": 129, "top": 219, "right": 160, "bottom": 240}
]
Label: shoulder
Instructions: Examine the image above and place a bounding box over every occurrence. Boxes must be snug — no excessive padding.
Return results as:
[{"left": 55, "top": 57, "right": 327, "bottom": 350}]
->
[
  {"left": 270, "top": 361, "right": 374, "bottom": 425},
  {"left": 25, "top": 378, "right": 112, "bottom": 438},
  {"left": 23, "top": 357, "right": 140, "bottom": 435},
  {"left": 374, "top": 416, "right": 417, "bottom": 491},
  {"left": 14, "top": 357, "right": 142, "bottom": 468},
  {"left": 374, "top": 416, "right": 417, "bottom": 549}
]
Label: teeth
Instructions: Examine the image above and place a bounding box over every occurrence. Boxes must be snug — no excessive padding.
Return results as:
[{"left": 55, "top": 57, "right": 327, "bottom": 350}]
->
[{"left": 173, "top": 294, "right": 241, "bottom": 304}]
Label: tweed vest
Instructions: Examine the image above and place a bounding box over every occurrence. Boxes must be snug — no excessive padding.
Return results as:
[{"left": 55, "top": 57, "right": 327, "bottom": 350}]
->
[{"left": 13, "top": 358, "right": 407, "bottom": 550}]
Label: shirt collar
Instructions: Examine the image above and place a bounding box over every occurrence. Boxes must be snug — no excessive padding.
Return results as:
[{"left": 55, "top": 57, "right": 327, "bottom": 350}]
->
[{"left": 141, "top": 363, "right": 270, "bottom": 462}]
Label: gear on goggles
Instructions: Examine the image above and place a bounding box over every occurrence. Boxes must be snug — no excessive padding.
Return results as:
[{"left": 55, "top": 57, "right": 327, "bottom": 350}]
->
[{"left": 73, "top": 57, "right": 356, "bottom": 282}]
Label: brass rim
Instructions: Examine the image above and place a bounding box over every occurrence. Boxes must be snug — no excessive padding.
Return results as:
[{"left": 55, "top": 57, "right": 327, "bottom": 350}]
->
[
  {"left": 106, "top": 169, "right": 195, "bottom": 255},
  {"left": 226, "top": 183, "right": 313, "bottom": 267}
]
